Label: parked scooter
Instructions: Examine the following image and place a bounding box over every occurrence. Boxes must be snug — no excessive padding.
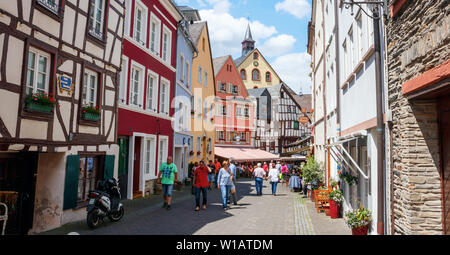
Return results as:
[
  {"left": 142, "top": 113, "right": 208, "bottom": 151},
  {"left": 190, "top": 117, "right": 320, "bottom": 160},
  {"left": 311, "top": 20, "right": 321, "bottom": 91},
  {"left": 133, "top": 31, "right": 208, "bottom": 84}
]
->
[{"left": 86, "top": 178, "right": 124, "bottom": 229}]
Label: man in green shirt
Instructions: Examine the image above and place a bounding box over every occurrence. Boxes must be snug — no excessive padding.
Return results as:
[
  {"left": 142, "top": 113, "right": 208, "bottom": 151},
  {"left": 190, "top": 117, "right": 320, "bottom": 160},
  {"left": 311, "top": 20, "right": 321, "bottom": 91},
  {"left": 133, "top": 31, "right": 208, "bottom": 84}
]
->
[{"left": 157, "top": 156, "right": 178, "bottom": 210}]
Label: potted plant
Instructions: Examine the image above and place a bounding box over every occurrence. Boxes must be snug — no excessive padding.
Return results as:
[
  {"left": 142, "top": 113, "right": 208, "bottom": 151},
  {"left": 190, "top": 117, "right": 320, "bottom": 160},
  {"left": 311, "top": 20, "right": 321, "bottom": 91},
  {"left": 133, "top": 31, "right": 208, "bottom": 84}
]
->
[
  {"left": 302, "top": 156, "right": 324, "bottom": 202},
  {"left": 81, "top": 105, "right": 100, "bottom": 121},
  {"left": 329, "top": 189, "right": 343, "bottom": 219},
  {"left": 345, "top": 206, "right": 372, "bottom": 235},
  {"left": 189, "top": 150, "right": 194, "bottom": 156},
  {"left": 25, "top": 92, "right": 57, "bottom": 114},
  {"left": 339, "top": 171, "right": 358, "bottom": 186}
]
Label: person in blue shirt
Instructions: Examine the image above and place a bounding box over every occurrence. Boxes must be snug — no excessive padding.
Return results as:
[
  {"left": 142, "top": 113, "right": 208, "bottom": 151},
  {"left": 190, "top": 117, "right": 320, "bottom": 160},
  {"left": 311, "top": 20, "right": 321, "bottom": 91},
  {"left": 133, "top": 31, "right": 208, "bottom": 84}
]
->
[{"left": 228, "top": 160, "right": 238, "bottom": 206}]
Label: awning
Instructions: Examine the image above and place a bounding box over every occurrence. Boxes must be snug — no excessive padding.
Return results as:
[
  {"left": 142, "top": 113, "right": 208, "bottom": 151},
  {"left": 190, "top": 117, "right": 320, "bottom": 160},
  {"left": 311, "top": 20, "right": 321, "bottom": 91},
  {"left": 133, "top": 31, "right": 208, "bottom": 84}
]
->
[{"left": 214, "top": 147, "right": 279, "bottom": 162}]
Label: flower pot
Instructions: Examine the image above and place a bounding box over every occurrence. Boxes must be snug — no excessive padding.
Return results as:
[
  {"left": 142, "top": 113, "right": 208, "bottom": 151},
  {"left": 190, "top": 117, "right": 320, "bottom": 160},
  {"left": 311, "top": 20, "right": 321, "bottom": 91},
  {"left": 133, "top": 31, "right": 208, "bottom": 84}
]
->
[
  {"left": 325, "top": 208, "right": 330, "bottom": 216},
  {"left": 330, "top": 200, "right": 340, "bottom": 219},
  {"left": 26, "top": 101, "right": 53, "bottom": 114},
  {"left": 82, "top": 112, "right": 100, "bottom": 121},
  {"left": 351, "top": 225, "right": 369, "bottom": 235}
]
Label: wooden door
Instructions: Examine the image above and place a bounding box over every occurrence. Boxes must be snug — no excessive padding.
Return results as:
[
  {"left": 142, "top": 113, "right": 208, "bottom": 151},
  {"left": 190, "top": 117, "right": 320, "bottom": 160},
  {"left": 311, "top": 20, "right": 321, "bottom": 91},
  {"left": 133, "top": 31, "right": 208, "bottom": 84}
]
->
[
  {"left": 439, "top": 94, "right": 450, "bottom": 235},
  {"left": 118, "top": 137, "right": 129, "bottom": 199}
]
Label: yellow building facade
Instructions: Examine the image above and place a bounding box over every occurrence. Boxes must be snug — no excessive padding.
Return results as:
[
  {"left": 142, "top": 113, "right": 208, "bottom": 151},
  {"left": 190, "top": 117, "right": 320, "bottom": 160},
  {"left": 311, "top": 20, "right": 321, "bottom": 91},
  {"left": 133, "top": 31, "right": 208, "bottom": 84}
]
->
[
  {"left": 189, "top": 22, "right": 216, "bottom": 164},
  {"left": 237, "top": 48, "right": 282, "bottom": 90}
]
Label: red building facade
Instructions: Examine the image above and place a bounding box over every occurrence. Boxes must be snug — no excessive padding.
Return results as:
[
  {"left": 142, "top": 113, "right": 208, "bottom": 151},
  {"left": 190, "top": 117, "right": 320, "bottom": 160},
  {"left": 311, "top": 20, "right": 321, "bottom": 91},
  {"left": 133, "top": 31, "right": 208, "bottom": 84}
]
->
[
  {"left": 214, "top": 56, "right": 255, "bottom": 147},
  {"left": 118, "top": 0, "right": 182, "bottom": 199}
]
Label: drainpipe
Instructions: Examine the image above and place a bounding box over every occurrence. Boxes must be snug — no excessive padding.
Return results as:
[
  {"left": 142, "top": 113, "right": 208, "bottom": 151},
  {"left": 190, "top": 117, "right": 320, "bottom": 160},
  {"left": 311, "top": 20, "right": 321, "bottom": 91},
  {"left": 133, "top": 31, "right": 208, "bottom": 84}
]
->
[
  {"left": 373, "top": 5, "right": 385, "bottom": 235},
  {"left": 322, "top": 0, "right": 327, "bottom": 185},
  {"left": 334, "top": 0, "right": 341, "bottom": 138}
]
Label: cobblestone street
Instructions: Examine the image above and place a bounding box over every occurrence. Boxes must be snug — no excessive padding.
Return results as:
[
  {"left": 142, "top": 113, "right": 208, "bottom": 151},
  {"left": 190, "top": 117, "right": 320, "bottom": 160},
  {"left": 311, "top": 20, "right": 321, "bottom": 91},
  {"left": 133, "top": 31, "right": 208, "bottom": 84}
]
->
[{"left": 40, "top": 178, "right": 350, "bottom": 235}]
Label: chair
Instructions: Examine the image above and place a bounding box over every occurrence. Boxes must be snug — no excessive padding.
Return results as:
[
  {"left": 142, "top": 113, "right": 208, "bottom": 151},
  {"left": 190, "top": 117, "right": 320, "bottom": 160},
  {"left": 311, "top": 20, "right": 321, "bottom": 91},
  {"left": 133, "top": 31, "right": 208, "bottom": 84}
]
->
[
  {"left": 0, "top": 203, "right": 7, "bottom": 235},
  {"left": 314, "top": 188, "right": 332, "bottom": 213}
]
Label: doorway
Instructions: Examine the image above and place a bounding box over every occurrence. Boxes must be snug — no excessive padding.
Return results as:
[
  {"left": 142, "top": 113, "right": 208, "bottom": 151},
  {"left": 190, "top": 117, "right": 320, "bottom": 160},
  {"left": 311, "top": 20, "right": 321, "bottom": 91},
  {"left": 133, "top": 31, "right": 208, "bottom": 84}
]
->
[
  {"left": 118, "top": 137, "right": 129, "bottom": 200},
  {"left": 133, "top": 137, "right": 142, "bottom": 198},
  {"left": 0, "top": 152, "right": 38, "bottom": 235},
  {"left": 174, "top": 147, "right": 184, "bottom": 181}
]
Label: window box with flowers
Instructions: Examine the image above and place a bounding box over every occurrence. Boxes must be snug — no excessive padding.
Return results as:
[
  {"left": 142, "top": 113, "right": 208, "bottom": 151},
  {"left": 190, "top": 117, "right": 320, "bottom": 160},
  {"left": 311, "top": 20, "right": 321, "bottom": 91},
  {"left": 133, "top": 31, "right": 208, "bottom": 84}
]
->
[
  {"left": 81, "top": 105, "right": 100, "bottom": 122},
  {"left": 25, "top": 93, "right": 57, "bottom": 114}
]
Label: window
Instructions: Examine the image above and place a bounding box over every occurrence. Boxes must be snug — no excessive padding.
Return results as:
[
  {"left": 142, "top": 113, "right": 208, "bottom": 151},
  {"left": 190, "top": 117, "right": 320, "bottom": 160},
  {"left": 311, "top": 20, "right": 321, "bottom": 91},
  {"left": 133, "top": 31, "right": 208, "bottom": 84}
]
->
[
  {"left": 88, "top": 0, "right": 106, "bottom": 40},
  {"left": 244, "top": 107, "right": 249, "bottom": 117},
  {"left": 37, "top": 0, "right": 60, "bottom": 15},
  {"left": 203, "top": 101, "right": 207, "bottom": 120},
  {"left": 198, "top": 66, "right": 202, "bottom": 84},
  {"left": 343, "top": 39, "right": 348, "bottom": 78},
  {"left": 185, "top": 61, "right": 190, "bottom": 87},
  {"left": 77, "top": 156, "right": 102, "bottom": 204},
  {"left": 160, "top": 78, "right": 170, "bottom": 114},
  {"left": 222, "top": 105, "right": 227, "bottom": 116},
  {"left": 82, "top": 69, "right": 98, "bottom": 107},
  {"left": 162, "top": 26, "right": 172, "bottom": 63},
  {"left": 179, "top": 55, "right": 185, "bottom": 82},
  {"left": 202, "top": 38, "right": 205, "bottom": 52},
  {"left": 240, "top": 69, "right": 246, "bottom": 80},
  {"left": 219, "top": 82, "right": 226, "bottom": 92},
  {"left": 232, "top": 85, "right": 238, "bottom": 94},
  {"left": 26, "top": 47, "right": 51, "bottom": 96},
  {"left": 144, "top": 137, "right": 156, "bottom": 180},
  {"left": 134, "top": 1, "right": 147, "bottom": 46},
  {"left": 196, "top": 136, "right": 201, "bottom": 153},
  {"left": 348, "top": 26, "right": 355, "bottom": 70},
  {"left": 265, "top": 72, "right": 271, "bottom": 82},
  {"left": 178, "top": 102, "right": 184, "bottom": 130},
  {"left": 253, "top": 52, "right": 258, "bottom": 60},
  {"left": 146, "top": 71, "right": 158, "bottom": 111},
  {"left": 119, "top": 58, "right": 128, "bottom": 103},
  {"left": 157, "top": 136, "right": 169, "bottom": 171},
  {"left": 294, "top": 121, "right": 299, "bottom": 130},
  {"left": 204, "top": 72, "right": 208, "bottom": 88},
  {"left": 236, "top": 107, "right": 242, "bottom": 116},
  {"left": 130, "top": 63, "right": 144, "bottom": 108},
  {"left": 149, "top": 14, "right": 161, "bottom": 55},
  {"left": 356, "top": 12, "right": 364, "bottom": 60},
  {"left": 197, "top": 98, "right": 202, "bottom": 118},
  {"left": 252, "top": 69, "right": 260, "bottom": 81},
  {"left": 218, "top": 131, "right": 224, "bottom": 140}
]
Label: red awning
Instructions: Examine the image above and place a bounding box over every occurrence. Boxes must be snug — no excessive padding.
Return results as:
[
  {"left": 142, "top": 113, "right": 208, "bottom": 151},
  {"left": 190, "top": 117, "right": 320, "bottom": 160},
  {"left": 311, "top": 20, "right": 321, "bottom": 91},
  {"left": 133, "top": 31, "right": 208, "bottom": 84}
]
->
[{"left": 214, "top": 147, "right": 279, "bottom": 162}]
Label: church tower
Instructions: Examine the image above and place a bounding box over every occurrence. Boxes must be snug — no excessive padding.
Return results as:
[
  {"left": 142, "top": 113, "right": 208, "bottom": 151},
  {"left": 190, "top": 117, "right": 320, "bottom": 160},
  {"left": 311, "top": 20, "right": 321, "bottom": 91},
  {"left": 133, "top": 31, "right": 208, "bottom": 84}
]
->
[{"left": 241, "top": 24, "right": 255, "bottom": 57}]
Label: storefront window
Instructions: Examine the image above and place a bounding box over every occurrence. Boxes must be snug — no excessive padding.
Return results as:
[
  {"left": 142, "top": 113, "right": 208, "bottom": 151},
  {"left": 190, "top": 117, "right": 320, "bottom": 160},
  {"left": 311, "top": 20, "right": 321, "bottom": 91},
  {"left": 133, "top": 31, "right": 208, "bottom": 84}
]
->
[{"left": 77, "top": 156, "right": 101, "bottom": 204}]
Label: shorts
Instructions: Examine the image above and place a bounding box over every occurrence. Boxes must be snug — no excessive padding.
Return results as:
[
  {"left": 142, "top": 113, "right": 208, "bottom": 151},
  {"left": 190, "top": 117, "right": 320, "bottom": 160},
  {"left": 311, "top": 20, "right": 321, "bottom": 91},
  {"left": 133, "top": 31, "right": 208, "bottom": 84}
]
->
[
  {"left": 208, "top": 173, "right": 215, "bottom": 182},
  {"left": 162, "top": 184, "right": 174, "bottom": 197}
]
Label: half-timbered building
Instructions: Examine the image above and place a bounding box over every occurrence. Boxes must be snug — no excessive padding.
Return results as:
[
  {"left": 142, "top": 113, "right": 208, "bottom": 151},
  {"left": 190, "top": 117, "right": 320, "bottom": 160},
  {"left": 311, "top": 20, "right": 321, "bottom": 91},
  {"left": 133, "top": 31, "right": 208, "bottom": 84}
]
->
[
  {"left": 118, "top": 0, "right": 182, "bottom": 199},
  {"left": 0, "top": 0, "right": 125, "bottom": 234},
  {"left": 248, "top": 83, "right": 311, "bottom": 155}
]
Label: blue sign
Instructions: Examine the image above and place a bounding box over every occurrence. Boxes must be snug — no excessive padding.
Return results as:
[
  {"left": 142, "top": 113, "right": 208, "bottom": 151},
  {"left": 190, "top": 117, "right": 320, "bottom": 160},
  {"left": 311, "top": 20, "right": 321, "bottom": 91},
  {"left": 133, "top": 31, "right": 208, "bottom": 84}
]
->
[{"left": 60, "top": 76, "right": 72, "bottom": 91}]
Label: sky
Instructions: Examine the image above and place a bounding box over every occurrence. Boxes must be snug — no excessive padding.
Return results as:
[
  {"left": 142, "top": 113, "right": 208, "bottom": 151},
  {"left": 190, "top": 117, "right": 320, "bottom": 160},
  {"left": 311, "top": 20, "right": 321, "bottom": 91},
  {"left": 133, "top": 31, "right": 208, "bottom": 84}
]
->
[{"left": 173, "top": 0, "right": 313, "bottom": 94}]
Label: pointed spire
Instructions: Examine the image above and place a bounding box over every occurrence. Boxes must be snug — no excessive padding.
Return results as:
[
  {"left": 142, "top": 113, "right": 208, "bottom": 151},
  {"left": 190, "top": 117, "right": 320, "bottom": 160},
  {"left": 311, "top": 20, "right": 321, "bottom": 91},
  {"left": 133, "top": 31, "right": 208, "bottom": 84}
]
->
[{"left": 244, "top": 23, "right": 255, "bottom": 42}]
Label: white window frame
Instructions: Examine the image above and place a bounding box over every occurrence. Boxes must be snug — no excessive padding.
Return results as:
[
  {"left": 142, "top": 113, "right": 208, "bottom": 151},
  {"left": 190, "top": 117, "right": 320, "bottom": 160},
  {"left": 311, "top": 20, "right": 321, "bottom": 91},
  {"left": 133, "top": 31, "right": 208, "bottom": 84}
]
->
[
  {"left": 178, "top": 102, "right": 184, "bottom": 131},
  {"left": 26, "top": 47, "right": 51, "bottom": 96},
  {"left": 348, "top": 26, "right": 355, "bottom": 70},
  {"left": 185, "top": 61, "right": 190, "bottom": 87},
  {"left": 157, "top": 135, "right": 169, "bottom": 173},
  {"left": 124, "top": 0, "right": 132, "bottom": 37},
  {"left": 82, "top": 68, "right": 99, "bottom": 107},
  {"left": 37, "top": 0, "right": 60, "bottom": 15},
  {"left": 129, "top": 61, "right": 145, "bottom": 109},
  {"left": 159, "top": 77, "right": 170, "bottom": 115},
  {"left": 179, "top": 54, "right": 185, "bottom": 82},
  {"left": 161, "top": 25, "right": 172, "bottom": 64},
  {"left": 149, "top": 12, "right": 162, "bottom": 56},
  {"left": 133, "top": 0, "right": 148, "bottom": 46},
  {"left": 356, "top": 11, "right": 364, "bottom": 61},
  {"left": 88, "top": 0, "right": 106, "bottom": 40},
  {"left": 119, "top": 57, "right": 129, "bottom": 104},
  {"left": 146, "top": 69, "right": 159, "bottom": 112},
  {"left": 196, "top": 136, "right": 201, "bottom": 154},
  {"left": 343, "top": 39, "right": 347, "bottom": 78},
  {"left": 143, "top": 135, "right": 157, "bottom": 180}
]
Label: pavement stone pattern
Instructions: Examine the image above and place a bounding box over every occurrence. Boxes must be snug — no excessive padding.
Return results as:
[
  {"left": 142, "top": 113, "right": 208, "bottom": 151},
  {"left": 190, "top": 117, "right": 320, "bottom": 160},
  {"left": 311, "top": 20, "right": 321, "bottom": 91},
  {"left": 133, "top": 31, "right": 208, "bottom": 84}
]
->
[{"left": 39, "top": 178, "right": 350, "bottom": 235}]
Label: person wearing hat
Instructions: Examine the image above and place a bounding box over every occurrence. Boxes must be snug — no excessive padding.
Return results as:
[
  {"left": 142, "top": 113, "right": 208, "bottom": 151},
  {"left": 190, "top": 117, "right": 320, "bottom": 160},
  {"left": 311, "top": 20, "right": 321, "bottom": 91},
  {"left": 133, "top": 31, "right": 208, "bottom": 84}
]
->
[{"left": 253, "top": 163, "right": 266, "bottom": 196}]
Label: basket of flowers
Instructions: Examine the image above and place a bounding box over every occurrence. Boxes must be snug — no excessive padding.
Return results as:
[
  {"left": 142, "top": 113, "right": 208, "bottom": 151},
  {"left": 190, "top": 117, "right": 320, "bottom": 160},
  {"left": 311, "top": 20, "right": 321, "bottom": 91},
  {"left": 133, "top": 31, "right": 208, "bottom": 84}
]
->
[{"left": 345, "top": 206, "right": 372, "bottom": 235}]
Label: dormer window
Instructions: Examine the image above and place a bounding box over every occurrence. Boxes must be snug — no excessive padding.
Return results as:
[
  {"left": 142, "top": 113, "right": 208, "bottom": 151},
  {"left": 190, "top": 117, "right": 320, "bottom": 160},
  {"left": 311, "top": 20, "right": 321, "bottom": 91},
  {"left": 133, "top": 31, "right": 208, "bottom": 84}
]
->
[{"left": 253, "top": 52, "right": 259, "bottom": 60}]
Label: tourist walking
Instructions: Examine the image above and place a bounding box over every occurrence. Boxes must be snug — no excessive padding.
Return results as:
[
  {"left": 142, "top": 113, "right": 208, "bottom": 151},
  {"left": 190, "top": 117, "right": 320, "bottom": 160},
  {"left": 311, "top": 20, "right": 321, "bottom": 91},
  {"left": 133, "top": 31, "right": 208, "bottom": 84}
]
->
[
  {"left": 157, "top": 156, "right": 178, "bottom": 211},
  {"left": 253, "top": 163, "right": 266, "bottom": 196},
  {"left": 228, "top": 160, "right": 238, "bottom": 205},
  {"left": 268, "top": 163, "right": 279, "bottom": 196},
  {"left": 281, "top": 163, "right": 289, "bottom": 187},
  {"left": 217, "top": 161, "right": 233, "bottom": 210},
  {"left": 207, "top": 160, "right": 215, "bottom": 190},
  {"left": 193, "top": 160, "right": 212, "bottom": 211},
  {"left": 214, "top": 159, "right": 221, "bottom": 189}
]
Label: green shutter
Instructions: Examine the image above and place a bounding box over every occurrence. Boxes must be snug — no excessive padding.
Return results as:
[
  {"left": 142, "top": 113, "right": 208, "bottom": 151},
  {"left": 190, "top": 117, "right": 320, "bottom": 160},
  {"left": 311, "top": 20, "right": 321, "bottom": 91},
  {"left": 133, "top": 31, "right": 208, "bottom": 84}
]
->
[
  {"left": 63, "top": 155, "right": 80, "bottom": 210},
  {"left": 104, "top": 155, "right": 115, "bottom": 180}
]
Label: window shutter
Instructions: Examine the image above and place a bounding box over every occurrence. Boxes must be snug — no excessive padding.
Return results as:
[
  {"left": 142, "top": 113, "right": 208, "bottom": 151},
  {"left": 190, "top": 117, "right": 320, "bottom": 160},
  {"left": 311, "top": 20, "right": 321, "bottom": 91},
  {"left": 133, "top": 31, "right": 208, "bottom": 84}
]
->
[
  {"left": 104, "top": 155, "right": 115, "bottom": 180},
  {"left": 63, "top": 155, "right": 80, "bottom": 210}
]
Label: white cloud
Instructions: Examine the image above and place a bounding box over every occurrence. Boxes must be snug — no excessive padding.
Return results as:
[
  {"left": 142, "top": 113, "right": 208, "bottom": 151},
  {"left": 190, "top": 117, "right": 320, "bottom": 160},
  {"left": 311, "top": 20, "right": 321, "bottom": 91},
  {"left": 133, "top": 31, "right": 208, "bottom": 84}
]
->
[
  {"left": 275, "top": 0, "right": 311, "bottom": 20},
  {"left": 199, "top": 9, "right": 277, "bottom": 58},
  {"left": 259, "top": 34, "right": 296, "bottom": 58},
  {"left": 271, "top": 52, "right": 312, "bottom": 94}
]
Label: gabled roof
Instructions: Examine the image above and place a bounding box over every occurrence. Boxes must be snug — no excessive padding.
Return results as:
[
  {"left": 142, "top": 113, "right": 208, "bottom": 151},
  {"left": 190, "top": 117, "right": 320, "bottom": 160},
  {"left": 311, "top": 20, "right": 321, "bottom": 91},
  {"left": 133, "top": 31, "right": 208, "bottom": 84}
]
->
[
  {"left": 213, "top": 55, "right": 230, "bottom": 76},
  {"left": 283, "top": 84, "right": 312, "bottom": 110},
  {"left": 247, "top": 87, "right": 268, "bottom": 98},
  {"left": 233, "top": 48, "right": 283, "bottom": 84},
  {"left": 233, "top": 51, "right": 251, "bottom": 67},
  {"left": 187, "top": 21, "right": 206, "bottom": 45},
  {"left": 177, "top": 5, "right": 201, "bottom": 22}
]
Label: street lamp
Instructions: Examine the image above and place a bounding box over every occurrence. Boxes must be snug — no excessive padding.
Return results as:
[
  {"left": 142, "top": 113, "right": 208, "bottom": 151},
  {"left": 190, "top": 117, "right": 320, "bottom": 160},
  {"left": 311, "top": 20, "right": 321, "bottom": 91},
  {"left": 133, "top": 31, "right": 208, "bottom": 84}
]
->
[{"left": 339, "top": 0, "right": 386, "bottom": 236}]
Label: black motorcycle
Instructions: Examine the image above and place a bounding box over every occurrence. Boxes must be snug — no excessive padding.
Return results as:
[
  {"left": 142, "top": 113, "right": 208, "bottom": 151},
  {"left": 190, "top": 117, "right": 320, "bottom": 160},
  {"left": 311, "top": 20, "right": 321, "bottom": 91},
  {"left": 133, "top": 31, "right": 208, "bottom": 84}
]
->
[{"left": 86, "top": 178, "right": 124, "bottom": 229}]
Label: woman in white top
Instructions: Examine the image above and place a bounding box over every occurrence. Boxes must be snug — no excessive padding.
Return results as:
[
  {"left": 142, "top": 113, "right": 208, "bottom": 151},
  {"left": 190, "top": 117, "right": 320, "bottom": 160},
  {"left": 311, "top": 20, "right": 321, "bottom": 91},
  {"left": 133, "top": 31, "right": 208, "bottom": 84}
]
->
[{"left": 268, "top": 163, "right": 280, "bottom": 196}]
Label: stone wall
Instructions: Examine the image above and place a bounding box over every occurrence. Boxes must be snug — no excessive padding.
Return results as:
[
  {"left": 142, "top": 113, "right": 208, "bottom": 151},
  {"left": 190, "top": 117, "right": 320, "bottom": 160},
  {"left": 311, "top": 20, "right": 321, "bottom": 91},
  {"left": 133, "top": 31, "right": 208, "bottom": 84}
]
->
[{"left": 386, "top": 0, "right": 450, "bottom": 235}]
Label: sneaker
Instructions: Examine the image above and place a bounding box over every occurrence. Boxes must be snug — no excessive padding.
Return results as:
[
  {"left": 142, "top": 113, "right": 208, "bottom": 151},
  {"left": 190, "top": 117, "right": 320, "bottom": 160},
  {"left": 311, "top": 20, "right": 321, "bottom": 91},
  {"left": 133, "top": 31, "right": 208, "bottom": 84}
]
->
[
  {"left": 162, "top": 202, "right": 168, "bottom": 208},
  {"left": 202, "top": 205, "right": 207, "bottom": 210},
  {"left": 167, "top": 205, "right": 171, "bottom": 210},
  {"left": 195, "top": 207, "right": 200, "bottom": 211}
]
